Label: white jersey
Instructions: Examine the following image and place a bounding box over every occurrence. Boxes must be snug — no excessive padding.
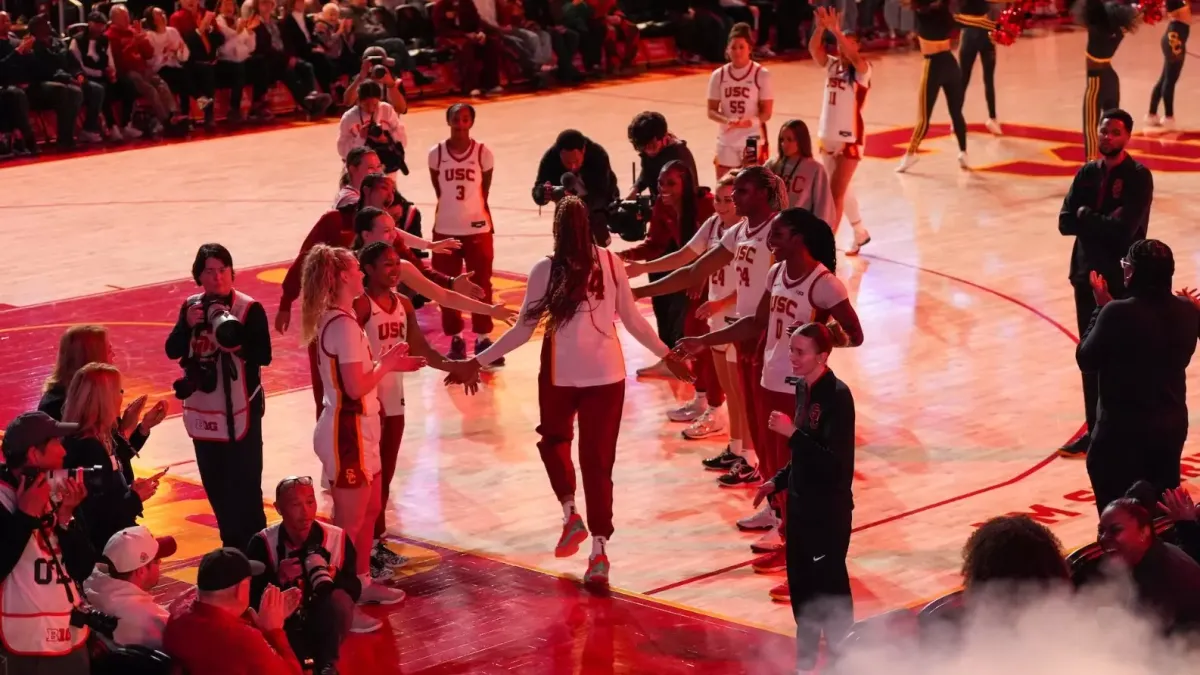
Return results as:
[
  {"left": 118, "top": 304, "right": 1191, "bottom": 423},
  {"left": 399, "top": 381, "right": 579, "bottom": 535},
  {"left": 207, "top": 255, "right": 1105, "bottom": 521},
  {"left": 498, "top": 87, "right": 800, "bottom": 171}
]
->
[
  {"left": 760, "top": 262, "right": 849, "bottom": 393},
  {"left": 314, "top": 309, "right": 381, "bottom": 486},
  {"left": 719, "top": 215, "right": 776, "bottom": 321},
  {"left": 707, "top": 62, "right": 774, "bottom": 150},
  {"left": 685, "top": 214, "right": 741, "bottom": 331},
  {"left": 428, "top": 140, "right": 495, "bottom": 236},
  {"left": 363, "top": 293, "right": 408, "bottom": 416},
  {"left": 817, "top": 57, "right": 871, "bottom": 149}
]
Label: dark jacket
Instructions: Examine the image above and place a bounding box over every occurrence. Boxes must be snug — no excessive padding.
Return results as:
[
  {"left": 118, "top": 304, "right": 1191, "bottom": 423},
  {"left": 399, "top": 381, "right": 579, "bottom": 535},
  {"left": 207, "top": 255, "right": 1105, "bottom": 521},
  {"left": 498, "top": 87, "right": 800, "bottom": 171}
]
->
[
  {"left": 246, "top": 522, "right": 361, "bottom": 608},
  {"left": 0, "top": 34, "right": 29, "bottom": 85},
  {"left": 634, "top": 137, "right": 699, "bottom": 197},
  {"left": 170, "top": 9, "right": 225, "bottom": 63},
  {"left": 0, "top": 477, "right": 97, "bottom": 584},
  {"left": 532, "top": 136, "right": 619, "bottom": 244},
  {"left": 63, "top": 432, "right": 145, "bottom": 552},
  {"left": 1058, "top": 154, "right": 1153, "bottom": 289},
  {"left": 770, "top": 368, "right": 856, "bottom": 512},
  {"left": 1076, "top": 291, "right": 1198, "bottom": 432},
  {"left": 280, "top": 12, "right": 320, "bottom": 60},
  {"left": 252, "top": 19, "right": 288, "bottom": 59},
  {"left": 27, "top": 36, "right": 81, "bottom": 84},
  {"left": 1131, "top": 539, "right": 1200, "bottom": 632},
  {"left": 346, "top": 4, "right": 391, "bottom": 48}
]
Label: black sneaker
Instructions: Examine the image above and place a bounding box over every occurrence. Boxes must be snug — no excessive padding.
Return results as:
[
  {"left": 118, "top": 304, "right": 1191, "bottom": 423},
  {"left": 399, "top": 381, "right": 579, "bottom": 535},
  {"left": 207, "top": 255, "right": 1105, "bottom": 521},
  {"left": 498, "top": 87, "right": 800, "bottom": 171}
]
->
[
  {"left": 448, "top": 335, "right": 467, "bottom": 360},
  {"left": 1058, "top": 432, "right": 1090, "bottom": 459},
  {"left": 717, "top": 459, "right": 761, "bottom": 488},
  {"left": 476, "top": 336, "right": 503, "bottom": 366},
  {"left": 702, "top": 446, "right": 740, "bottom": 471},
  {"left": 372, "top": 540, "right": 408, "bottom": 569}
]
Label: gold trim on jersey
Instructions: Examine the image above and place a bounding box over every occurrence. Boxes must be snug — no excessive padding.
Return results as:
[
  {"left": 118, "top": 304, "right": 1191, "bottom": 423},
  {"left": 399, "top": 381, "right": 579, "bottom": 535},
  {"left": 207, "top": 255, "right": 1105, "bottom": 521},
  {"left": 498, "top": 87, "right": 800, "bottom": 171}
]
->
[
  {"left": 954, "top": 13, "right": 997, "bottom": 30},
  {"left": 918, "top": 38, "right": 953, "bottom": 55},
  {"left": 1086, "top": 53, "right": 1113, "bottom": 66}
]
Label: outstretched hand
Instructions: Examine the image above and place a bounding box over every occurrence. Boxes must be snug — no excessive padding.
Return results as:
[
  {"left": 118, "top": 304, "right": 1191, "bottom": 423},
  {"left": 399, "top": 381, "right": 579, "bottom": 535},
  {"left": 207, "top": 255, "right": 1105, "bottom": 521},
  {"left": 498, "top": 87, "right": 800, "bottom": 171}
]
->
[
  {"left": 443, "top": 359, "right": 482, "bottom": 394},
  {"left": 663, "top": 351, "right": 695, "bottom": 383},
  {"left": 1159, "top": 487, "right": 1198, "bottom": 523},
  {"left": 1176, "top": 287, "right": 1200, "bottom": 311}
]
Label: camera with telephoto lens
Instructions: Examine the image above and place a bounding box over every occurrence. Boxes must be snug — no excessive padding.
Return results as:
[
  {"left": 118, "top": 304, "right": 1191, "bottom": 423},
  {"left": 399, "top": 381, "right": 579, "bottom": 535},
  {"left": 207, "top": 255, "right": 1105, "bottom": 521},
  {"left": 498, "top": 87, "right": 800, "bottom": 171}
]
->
[
  {"left": 606, "top": 195, "right": 654, "bottom": 242},
  {"left": 71, "top": 606, "right": 119, "bottom": 639},
  {"left": 172, "top": 357, "right": 217, "bottom": 400},
  {"left": 40, "top": 466, "right": 106, "bottom": 495},
  {"left": 200, "top": 297, "right": 243, "bottom": 350},
  {"left": 296, "top": 549, "right": 334, "bottom": 598},
  {"left": 367, "top": 56, "right": 389, "bottom": 80},
  {"left": 532, "top": 183, "right": 570, "bottom": 205}
]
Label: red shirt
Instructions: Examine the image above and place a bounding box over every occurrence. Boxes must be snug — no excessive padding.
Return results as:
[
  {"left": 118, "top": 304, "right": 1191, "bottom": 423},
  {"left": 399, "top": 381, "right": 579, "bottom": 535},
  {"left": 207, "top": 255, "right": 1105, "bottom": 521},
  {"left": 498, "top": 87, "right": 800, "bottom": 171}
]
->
[
  {"left": 162, "top": 596, "right": 302, "bottom": 675},
  {"left": 620, "top": 192, "right": 716, "bottom": 262},
  {"left": 105, "top": 25, "right": 154, "bottom": 74}
]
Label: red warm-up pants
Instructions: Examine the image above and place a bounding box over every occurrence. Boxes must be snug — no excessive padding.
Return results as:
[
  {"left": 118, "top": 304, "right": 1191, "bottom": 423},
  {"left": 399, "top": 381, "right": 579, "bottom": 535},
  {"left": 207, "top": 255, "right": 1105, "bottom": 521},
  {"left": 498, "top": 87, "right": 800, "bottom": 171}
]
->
[
  {"left": 685, "top": 302, "right": 725, "bottom": 408},
  {"left": 375, "top": 413, "right": 405, "bottom": 538},
  {"left": 535, "top": 342, "right": 626, "bottom": 540},
  {"left": 759, "top": 386, "right": 798, "bottom": 531},
  {"left": 736, "top": 337, "right": 767, "bottom": 456},
  {"left": 431, "top": 230, "right": 495, "bottom": 336}
]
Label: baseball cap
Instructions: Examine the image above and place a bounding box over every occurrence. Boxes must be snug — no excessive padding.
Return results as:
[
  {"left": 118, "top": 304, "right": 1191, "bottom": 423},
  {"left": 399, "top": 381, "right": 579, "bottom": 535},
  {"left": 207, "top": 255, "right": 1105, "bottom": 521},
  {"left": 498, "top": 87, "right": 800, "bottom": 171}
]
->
[
  {"left": 362, "top": 46, "right": 395, "bottom": 67},
  {"left": 2, "top": 411, "right": 78, "bottom": 462},
  {"left": 103, "top": 526, "right": 178, "bottom": 574},
  {"left": 196, "top": 547, "right": 265, "bottom": 592}
]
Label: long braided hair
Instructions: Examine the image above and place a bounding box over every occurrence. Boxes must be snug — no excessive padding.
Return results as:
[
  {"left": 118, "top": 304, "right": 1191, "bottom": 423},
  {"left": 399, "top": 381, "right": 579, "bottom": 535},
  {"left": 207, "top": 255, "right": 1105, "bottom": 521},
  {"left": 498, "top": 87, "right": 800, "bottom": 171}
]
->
[
  {"left": 525, "top": 196, "right": 603, "bottom": 333},
  {"left": 778, "top": 207, "right": 838, "bottom": 274},
  {"left": 737, "top": 165, "right": 788, "bottom": 213}
]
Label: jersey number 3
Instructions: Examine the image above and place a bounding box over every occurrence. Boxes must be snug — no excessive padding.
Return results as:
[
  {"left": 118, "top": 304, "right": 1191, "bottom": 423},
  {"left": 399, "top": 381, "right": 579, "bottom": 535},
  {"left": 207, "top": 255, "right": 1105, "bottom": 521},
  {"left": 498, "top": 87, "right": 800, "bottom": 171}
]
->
[{"left": 455, "top": 185, "right": 465, "bottom": 201}]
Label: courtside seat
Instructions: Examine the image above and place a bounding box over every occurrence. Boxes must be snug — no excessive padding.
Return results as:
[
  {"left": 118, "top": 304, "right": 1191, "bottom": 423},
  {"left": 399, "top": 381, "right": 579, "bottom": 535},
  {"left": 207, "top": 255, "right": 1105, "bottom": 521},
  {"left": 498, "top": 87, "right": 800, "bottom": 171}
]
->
[
  {"left": 917, "top": 589, "right": 965, "bottom": 629},
  {"left": 1066, "top": 541, "right": 1106, "bottom": 587}
]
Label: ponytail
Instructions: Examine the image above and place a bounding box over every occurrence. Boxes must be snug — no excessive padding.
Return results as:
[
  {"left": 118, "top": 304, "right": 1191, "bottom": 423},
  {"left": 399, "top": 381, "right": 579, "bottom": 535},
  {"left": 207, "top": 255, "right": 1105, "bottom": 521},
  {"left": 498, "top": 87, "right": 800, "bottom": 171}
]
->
[{"left": 299, "top": 244, "right": 359, "bottom": 345}]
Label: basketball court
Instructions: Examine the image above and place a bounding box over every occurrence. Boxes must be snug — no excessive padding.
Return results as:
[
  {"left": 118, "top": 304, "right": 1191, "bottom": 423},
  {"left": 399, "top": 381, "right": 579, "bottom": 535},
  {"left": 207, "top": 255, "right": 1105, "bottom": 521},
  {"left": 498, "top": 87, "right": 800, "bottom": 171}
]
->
[{"left": 2, "top": 22, "right": 1199, "bottom": 673}]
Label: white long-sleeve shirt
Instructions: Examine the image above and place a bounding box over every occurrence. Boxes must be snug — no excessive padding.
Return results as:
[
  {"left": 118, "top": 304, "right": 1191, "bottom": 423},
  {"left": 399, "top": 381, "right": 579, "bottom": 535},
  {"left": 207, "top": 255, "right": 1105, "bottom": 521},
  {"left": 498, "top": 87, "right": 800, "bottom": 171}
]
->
[
  {"left": 145, "top": 27, "right": 189, "bottom": 71},
  {"left": 337, "top": 102, "right": 407, "bottom": 160},
  {"left": 215, "top": 15, "right": 256, "bottom": 62},
  {"left": 476, "top": 247, "right": 669, "bottom": 387}
]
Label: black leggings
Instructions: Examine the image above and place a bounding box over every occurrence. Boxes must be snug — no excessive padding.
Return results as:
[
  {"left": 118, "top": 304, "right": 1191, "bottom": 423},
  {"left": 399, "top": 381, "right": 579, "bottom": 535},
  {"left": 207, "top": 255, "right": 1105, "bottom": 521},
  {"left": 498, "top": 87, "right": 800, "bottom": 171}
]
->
[
  {"left": 907, "top": 51, "right": 967, "bottom": 154},
  {"left": 959, "top": 25, "right": 997, "bottom": 119},
  {"left": 1083, "top": 66, "right": 1120, "bottom": 161},
  {"left": 1149, "top": 21, "right": 1188, "bottom": 118},
  {"left": 787, "top": 504, "right": 854, "bottom": 671}
]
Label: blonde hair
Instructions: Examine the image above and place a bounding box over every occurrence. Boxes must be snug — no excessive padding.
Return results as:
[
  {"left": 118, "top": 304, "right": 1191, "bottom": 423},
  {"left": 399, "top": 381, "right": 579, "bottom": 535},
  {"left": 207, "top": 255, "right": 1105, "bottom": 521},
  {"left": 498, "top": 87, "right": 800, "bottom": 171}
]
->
[
  {"left": 62, "top": 363, "right": 122, "bottom": 454},
  {"left": 44, "top": 325, "right": 111, "bottom": 394},
  {"left": 299, "top": 244, "right": 360, "bottom": 344}
]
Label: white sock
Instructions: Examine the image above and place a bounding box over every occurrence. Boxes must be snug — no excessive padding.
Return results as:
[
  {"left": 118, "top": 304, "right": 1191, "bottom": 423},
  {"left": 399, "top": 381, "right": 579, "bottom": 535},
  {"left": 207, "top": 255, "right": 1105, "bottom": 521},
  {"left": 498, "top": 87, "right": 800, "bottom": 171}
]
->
[
  {"left": 590, "top": 536, "right": 607, "bottom": 559},
  {"left": 562, "top": 499, "right": 577, "bottom": 523},
  {"left": 843, "top": 188, "right": 861, "bottom": 226}
]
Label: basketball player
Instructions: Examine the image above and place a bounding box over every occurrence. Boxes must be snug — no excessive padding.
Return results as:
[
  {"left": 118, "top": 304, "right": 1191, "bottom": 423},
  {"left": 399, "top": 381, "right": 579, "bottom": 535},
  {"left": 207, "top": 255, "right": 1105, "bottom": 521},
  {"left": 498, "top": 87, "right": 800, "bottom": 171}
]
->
[
  {"left": 955, "top": 0, "right": 1007, "bottom": 136},
  {"left": 810, "top": 7, "right": 871, "bottom": 254},
  {"left": 450, "top": 197, "right": 692, "bottom": 586},
  {"left": 1076, "top": 0, "right": 1138, "bottom": 161},
  {"left": 676, "top": 209, "right": 863, "bottom": 571},
  {"left": 1146, "top": 0, "right": 1189, "bottom": 129},
  {"left": 895, "top": 0, "right": 969, "bottom": 173},
  {"left": 299, "top": 244, "right": 421, "bottom": 606},
  {"left": 707, "top": 22, "right": 775, "bottom": 178},
  {"left": 626, "top": 174, "right": 747, "bottom": 445},
  {"left": 428, "top": 102, "right": 500, "bottom": 363},
  {"left": 633, "top": 167, "right": 786, "bottom": 503},
  {"left": 354, "top": 241, "right": 479, "bottom": 576}
]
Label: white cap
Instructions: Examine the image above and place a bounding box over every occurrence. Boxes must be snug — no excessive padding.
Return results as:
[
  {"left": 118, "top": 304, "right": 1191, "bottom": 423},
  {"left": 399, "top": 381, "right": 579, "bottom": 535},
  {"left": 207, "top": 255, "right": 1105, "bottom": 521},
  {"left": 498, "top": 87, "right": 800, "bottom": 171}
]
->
[{"left": 103, "top": 526, "right": 177, "bottom": 574}]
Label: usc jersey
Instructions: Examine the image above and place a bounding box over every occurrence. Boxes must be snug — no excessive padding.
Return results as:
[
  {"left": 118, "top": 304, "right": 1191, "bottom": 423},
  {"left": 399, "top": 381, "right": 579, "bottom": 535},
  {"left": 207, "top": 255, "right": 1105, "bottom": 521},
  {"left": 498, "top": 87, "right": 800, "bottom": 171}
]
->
[
  {"left": 707, "top": 62, "right": 775, "bottom": 151},
  {"left": 685, "top": 214, "right": 742, "bottom": 331},
  {"left": 760, "top": 262, "right": 848, "bottom": 393},
  {"left": 817, "top": 58, "right": 871, "bottom": 151},
  {"left": 719, "top": 215, "right": 776, "bottom": 320},
  {"left": 363, "top": 292, "right": 408, "bottom": 416},
  {"left": 428, "top": 140, "right": 495, "bottom": 236}
]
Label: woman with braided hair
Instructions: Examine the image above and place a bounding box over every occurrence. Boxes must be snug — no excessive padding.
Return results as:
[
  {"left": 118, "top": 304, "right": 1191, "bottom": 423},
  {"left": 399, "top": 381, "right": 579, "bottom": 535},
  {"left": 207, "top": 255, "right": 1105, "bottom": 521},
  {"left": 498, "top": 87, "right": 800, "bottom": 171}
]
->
[{"left": 452, "top": 197, "right": 691, "bottom": 586}]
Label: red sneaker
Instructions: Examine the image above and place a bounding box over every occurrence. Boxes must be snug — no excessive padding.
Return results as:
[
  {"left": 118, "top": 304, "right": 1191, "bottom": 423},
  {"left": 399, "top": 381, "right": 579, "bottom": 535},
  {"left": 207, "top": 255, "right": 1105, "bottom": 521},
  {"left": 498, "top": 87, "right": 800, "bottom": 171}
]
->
[
  {"left": 769, "top": 581, "right": 790, "bottom": 603},
  {"left": 584, "top": 554, "right": 610, "bottom": 586},
  {"left": 751, "top": 550, "right": 787, "bottom": 574},
  {"left": 555, "top": 513, "right": 589, "bottom": 558}
]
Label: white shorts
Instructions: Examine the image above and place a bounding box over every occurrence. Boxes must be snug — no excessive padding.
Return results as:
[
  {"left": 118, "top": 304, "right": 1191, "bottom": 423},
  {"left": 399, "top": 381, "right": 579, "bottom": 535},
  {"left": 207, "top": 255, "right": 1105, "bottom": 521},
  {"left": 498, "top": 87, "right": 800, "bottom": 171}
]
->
[{"left": 314, "top": 410, "right": 381, "bottom": 487}]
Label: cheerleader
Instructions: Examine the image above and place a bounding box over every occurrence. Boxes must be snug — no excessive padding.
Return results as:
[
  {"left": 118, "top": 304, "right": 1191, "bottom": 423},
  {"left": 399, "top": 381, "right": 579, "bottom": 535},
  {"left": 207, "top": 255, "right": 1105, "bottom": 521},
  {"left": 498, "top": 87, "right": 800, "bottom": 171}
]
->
[
  {"left": 452, "top": 197, "right": 692, "bottom": 586},
  {"left": 1076, "top": 0, "right": 1138, "bottom": 161},
  {"left": 707, "top": 22, "right": 775, "bottom": 179},
  {"left": 955, "top": 0, "right": 1008, "bottom": 135},
  {"left": 1146, "top": 0, "right": 1190, "bottom": 129},
  {"left": 809, "top": 8, "right": 872, "bottom": 254},
  {"left": 299, "top": 244, "right": 421, "bottom": 606},
  {"left": 354, "top": 241, "right": 479, "bottom": 576},
  {"left": 428, "top": 102, "right": 500, "bottom": 362},
  {"left": 895, "top": 0, "right": 970, "bottom": 173},
  {"left": 766, "top": 120, "right": 836, "bottom": 227}
]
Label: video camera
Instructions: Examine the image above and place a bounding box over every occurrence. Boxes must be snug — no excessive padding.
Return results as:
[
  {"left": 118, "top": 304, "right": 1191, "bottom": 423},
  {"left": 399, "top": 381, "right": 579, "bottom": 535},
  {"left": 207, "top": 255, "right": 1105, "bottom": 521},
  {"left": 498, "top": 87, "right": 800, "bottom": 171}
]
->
[{"left": 606, "top": 195, "right": 654, "bottom": 242}]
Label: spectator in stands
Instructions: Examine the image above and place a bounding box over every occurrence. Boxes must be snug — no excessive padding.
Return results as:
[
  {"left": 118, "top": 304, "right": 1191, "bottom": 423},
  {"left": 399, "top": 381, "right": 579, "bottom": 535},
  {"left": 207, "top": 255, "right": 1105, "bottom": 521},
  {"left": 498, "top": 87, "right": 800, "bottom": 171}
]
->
[
  {"left": 250, "top": 0, "right": 332, "bottom": 117},
  {"left": 246, "top": 477, "right": 371, "bottom": 673},
  {"left": 345, "top": 0, "right": 433, "bottom": 85},
  {"left": 107, "top": 4, "right": 186, "bottom": 135},
  {"left": 280, "top": 0, "right": 336, "bottom": 99},
  {"left": 0, "top": 12, "right": 39, "bottom": 157},
  {"left": 313, "top": 3, "right": 358, "bottom": 89},
  {"left": 0, "top": 412, "right": 93, "bottom": 674},
  {"left": 626, "top": 110, "right": 698, "bottom": 198},
  {"left": 72, "top": 12, "right": 142, "bottom": 142},
  {"left": 145, "top": 6, "right": 214, "bottom": 128},
  {"left": 498, "top": 0, "right": 556, "bottom": 78},
  {"left": 40, "top": 325, "right": 115, "bottom": 420},
  {"left": 61, "top": 362, "right": 167, "bottom": 551},
  {"left": 338, "top": 80, "right": 406, "bottom": 171},
  {"left": 592, "top": 0, "right": 640, "bottom": 73},
  {"left": 162, "top": 548, "right": 304, "bottom": 675},
  {"left": 22, "top": 15, "right": 106, "bottom": 149},
  {"left": 521, "top": 0, "right": 584, "bottom": 83},
  {"left": 343, "top": 45, "right": 408, "bottom": 108},
  {"left": 215, "top": 0, "right": 261, "bottom": 122},
  {"left": 1099, "top": 498, "right": 1200, "bottom": 633},
  {"left": 433, "top": 0, "right": 504, "bottom": 96},
  {"left": 531, "top": 128, "right": 619, "bottom": 245},
  {"left": 170, "top": 0, "right": 225, "bottom": 130},
  {"left": 83, "top": 526, "right": 177, "bottom": 649},
  {"left": 961, "top": 515, "right": 1070, "bottom": 598}
]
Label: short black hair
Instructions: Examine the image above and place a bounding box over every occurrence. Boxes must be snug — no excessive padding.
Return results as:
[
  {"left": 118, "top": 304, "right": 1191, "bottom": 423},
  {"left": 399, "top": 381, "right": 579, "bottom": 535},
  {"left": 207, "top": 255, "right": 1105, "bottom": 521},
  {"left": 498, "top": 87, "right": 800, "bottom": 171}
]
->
[
  {"left": 191, "top": 243, "right": 234, "bottom": 285},
  {"left": 357, "top": 80, "right": 383, "bottom": 102},
  {"left": 354, "top": 206, "right": 386, "bottom": 237},
  {"left": 627, "top": 111, "right": 668, "bottom": 150},
  {"left": 555, "top": 129, "right": 587, "bottom": 152},
  {"left": 1127, "top": 238, "right": 1175, "bottom": 294},
  {"left": 1100, "top": 108, "right": 1134, "bottom": 134},
  {"left": 447, "top": 102, "right": 476, "bottom": 124}
]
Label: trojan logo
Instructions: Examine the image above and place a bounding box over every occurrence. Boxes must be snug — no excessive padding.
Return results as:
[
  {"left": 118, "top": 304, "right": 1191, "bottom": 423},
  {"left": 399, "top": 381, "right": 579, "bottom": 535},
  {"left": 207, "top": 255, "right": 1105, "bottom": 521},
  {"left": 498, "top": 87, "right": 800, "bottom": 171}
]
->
[
  {"left": 1169, "top": 31, "right": 1183, "bottom": 57},
  {"left": 866, "top": 123, "right": 1200, "bottom": 177}
]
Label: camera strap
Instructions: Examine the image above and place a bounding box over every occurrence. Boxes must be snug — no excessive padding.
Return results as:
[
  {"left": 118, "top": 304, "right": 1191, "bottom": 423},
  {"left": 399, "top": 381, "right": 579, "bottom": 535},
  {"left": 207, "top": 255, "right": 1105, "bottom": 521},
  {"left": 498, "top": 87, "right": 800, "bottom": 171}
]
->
[{"left": 35, "top": 526, "right": 79, "bottom": 605}]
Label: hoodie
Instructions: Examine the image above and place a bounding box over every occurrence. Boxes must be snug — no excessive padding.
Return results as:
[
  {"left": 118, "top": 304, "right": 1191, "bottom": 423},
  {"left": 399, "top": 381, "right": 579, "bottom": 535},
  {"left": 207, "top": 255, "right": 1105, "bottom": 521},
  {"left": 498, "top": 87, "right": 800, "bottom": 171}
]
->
[{"left": 83, "top": 568, "right": 169, "bottom": 649}]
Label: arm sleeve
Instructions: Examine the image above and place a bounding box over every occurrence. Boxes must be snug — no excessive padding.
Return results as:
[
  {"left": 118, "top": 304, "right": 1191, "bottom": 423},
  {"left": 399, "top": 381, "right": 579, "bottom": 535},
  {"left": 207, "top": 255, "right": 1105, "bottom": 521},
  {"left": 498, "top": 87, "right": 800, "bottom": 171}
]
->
[
  {"left": 475, "top": 259, "right": 549, "bottom": 366},
  {"left": 165, "top": 301, "right": 193, "bottom": 360},
  {"left": 612, "top": 254, "right": 670, "bottom": 358},
  {"left": 769, "top": 463, "right": 791, "bottom": 493},
  {"left": 1078, "top": 168, "right": 1154, "bottom": 243},
  {"left": 787, "top": 387, "right": 855, "bottom": 463},
  {"left": 249, "top": 628, "right": 305, "bottom": 675},
  {"left": 532, "top": 150, "right": 557, "bottom": 204},
  {"left": 811, "top": 162, "right": 836, "bottom": 226},
  {"left": 685, "top": 218, "right": 715, "bottom": 256},
  {"left": 479, "top": 143, "right": 495, "bottom": 172},
  {"left": 1076, "top": 301, "right": 1118, "bottom": 373},
  {"left": 0, "top": 508, "right": 39, "bottom": 581},
  {"left": 240, "top": 303, "right": 273, "bottom": 367},
  {"left": 58, "top": 518, "right": 97, "bottom": 582},
  {"left": 811, "top": 272, "right": 850, "bottom": 309},
  {"left": 719, "top": 222, "right": 742, "bottom": 253},
  {"left": 618, "top": 199, "right": 676, "bottom": 261}
]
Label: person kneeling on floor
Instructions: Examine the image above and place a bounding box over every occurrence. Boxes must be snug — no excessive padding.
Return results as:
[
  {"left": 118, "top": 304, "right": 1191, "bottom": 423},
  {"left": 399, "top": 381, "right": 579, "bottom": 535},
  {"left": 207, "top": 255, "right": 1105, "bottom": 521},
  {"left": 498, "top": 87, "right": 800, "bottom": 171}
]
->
[
  {"left": 83, "top": 526, "right": 177, "bottom": 650},
  {"left": 246, "top": 476, "right": 397, "bottom": 675}
]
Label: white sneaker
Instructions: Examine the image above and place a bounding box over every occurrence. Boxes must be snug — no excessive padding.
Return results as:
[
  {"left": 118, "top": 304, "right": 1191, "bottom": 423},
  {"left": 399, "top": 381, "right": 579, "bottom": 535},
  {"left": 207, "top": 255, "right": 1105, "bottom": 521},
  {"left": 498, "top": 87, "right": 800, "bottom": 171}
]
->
[
  {"left": 77, "top": 130, "right": 102, "bottom": 143},
  {"left": 985, "top": 118, "right": 1003, "bottom": 136},
  {"left": 349, "top": 607, "right": 382, "bottom": 633},
  {"left": 682, "top": 407, "right": 724, "bottom": 439},
  {"left": 469, "top": 89, "right": 482, "bottom": 97},
  {"left": 359, "top": 582, "right": 406, "bottom": 605},
  {"left": 895, "top": 153, "right": 919, "bottom": 173},
  {"left": 107, "top": 125, "right": 124, "bottom": 142},
  {"left": 737, "top": 503, "right": 779, "bottom": 531},
  {"left": 122, "top": 124, "right": 143, "bottom": 139},
  {"left": 751, "top": 527, "right": 784, "bottom": 553},
  {"left": 846, "top": 225, "right": 871, "bottom": 256},
  {"left": 1144, "top": 113, "right": 1163, "bottom": 127},
  {"left": 958, "top": 151, "right": 970, "bottom": 170},
  {"left": 1161, "top": 117, "right": 1176, "bottom": 130},
  {"left": 667, "top": 397, "right": 706, "bottom": 422}
]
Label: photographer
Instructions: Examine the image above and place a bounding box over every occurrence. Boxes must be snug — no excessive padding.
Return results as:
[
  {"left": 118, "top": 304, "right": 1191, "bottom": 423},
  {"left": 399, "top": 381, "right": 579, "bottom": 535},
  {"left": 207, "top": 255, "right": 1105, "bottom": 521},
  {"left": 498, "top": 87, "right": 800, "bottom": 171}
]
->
[
  {"left": 532, "top": 129, "right": 619, "bottom": 247},
  {"left": 165, "top": 244, "right": 272, "bottom": 552},
  {"left": 343, "top": 45, "right": 407, "bottom": 110},
  {"left": 337, "top": 80, "right": 407, "bottom": 175},
  {"left": 626, "top": 111, "right": 699, "bottom": 199},
  {"left": 246, "top": 477, "right": 365, "bottom": 673},
  {"left": 0, "top": 412, "right": 94, "bottom": 674}
]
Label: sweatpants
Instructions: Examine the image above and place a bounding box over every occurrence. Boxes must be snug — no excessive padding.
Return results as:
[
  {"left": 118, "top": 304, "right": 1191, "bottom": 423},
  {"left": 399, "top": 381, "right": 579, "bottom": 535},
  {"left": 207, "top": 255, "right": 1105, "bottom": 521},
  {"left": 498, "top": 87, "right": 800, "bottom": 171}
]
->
[
  {"left": 193, "top": 412, "right": 268, "bottom": 551},
  {"left": 685, "top": 300, "right": 725, "bottom": 408},
  {"left": 760, "top": 386, "right": 798, "bottom": 528},
  {"left": 959, "top": 25, "right": 997, "bottom": 119},
  {"left": 787, "top": 502, "right": 854, "bottom": 671},
  {"left": 431, "top": 230, "right": 495, "bottom": 336}
]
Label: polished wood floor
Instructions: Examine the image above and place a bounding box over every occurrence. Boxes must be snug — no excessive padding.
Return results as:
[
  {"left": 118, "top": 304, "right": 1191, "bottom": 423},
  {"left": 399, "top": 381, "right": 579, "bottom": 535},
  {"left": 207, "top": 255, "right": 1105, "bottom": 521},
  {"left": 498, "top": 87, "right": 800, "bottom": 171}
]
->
[{"left": 3, "top": 23, "right": 1200, "bottom": 645}]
